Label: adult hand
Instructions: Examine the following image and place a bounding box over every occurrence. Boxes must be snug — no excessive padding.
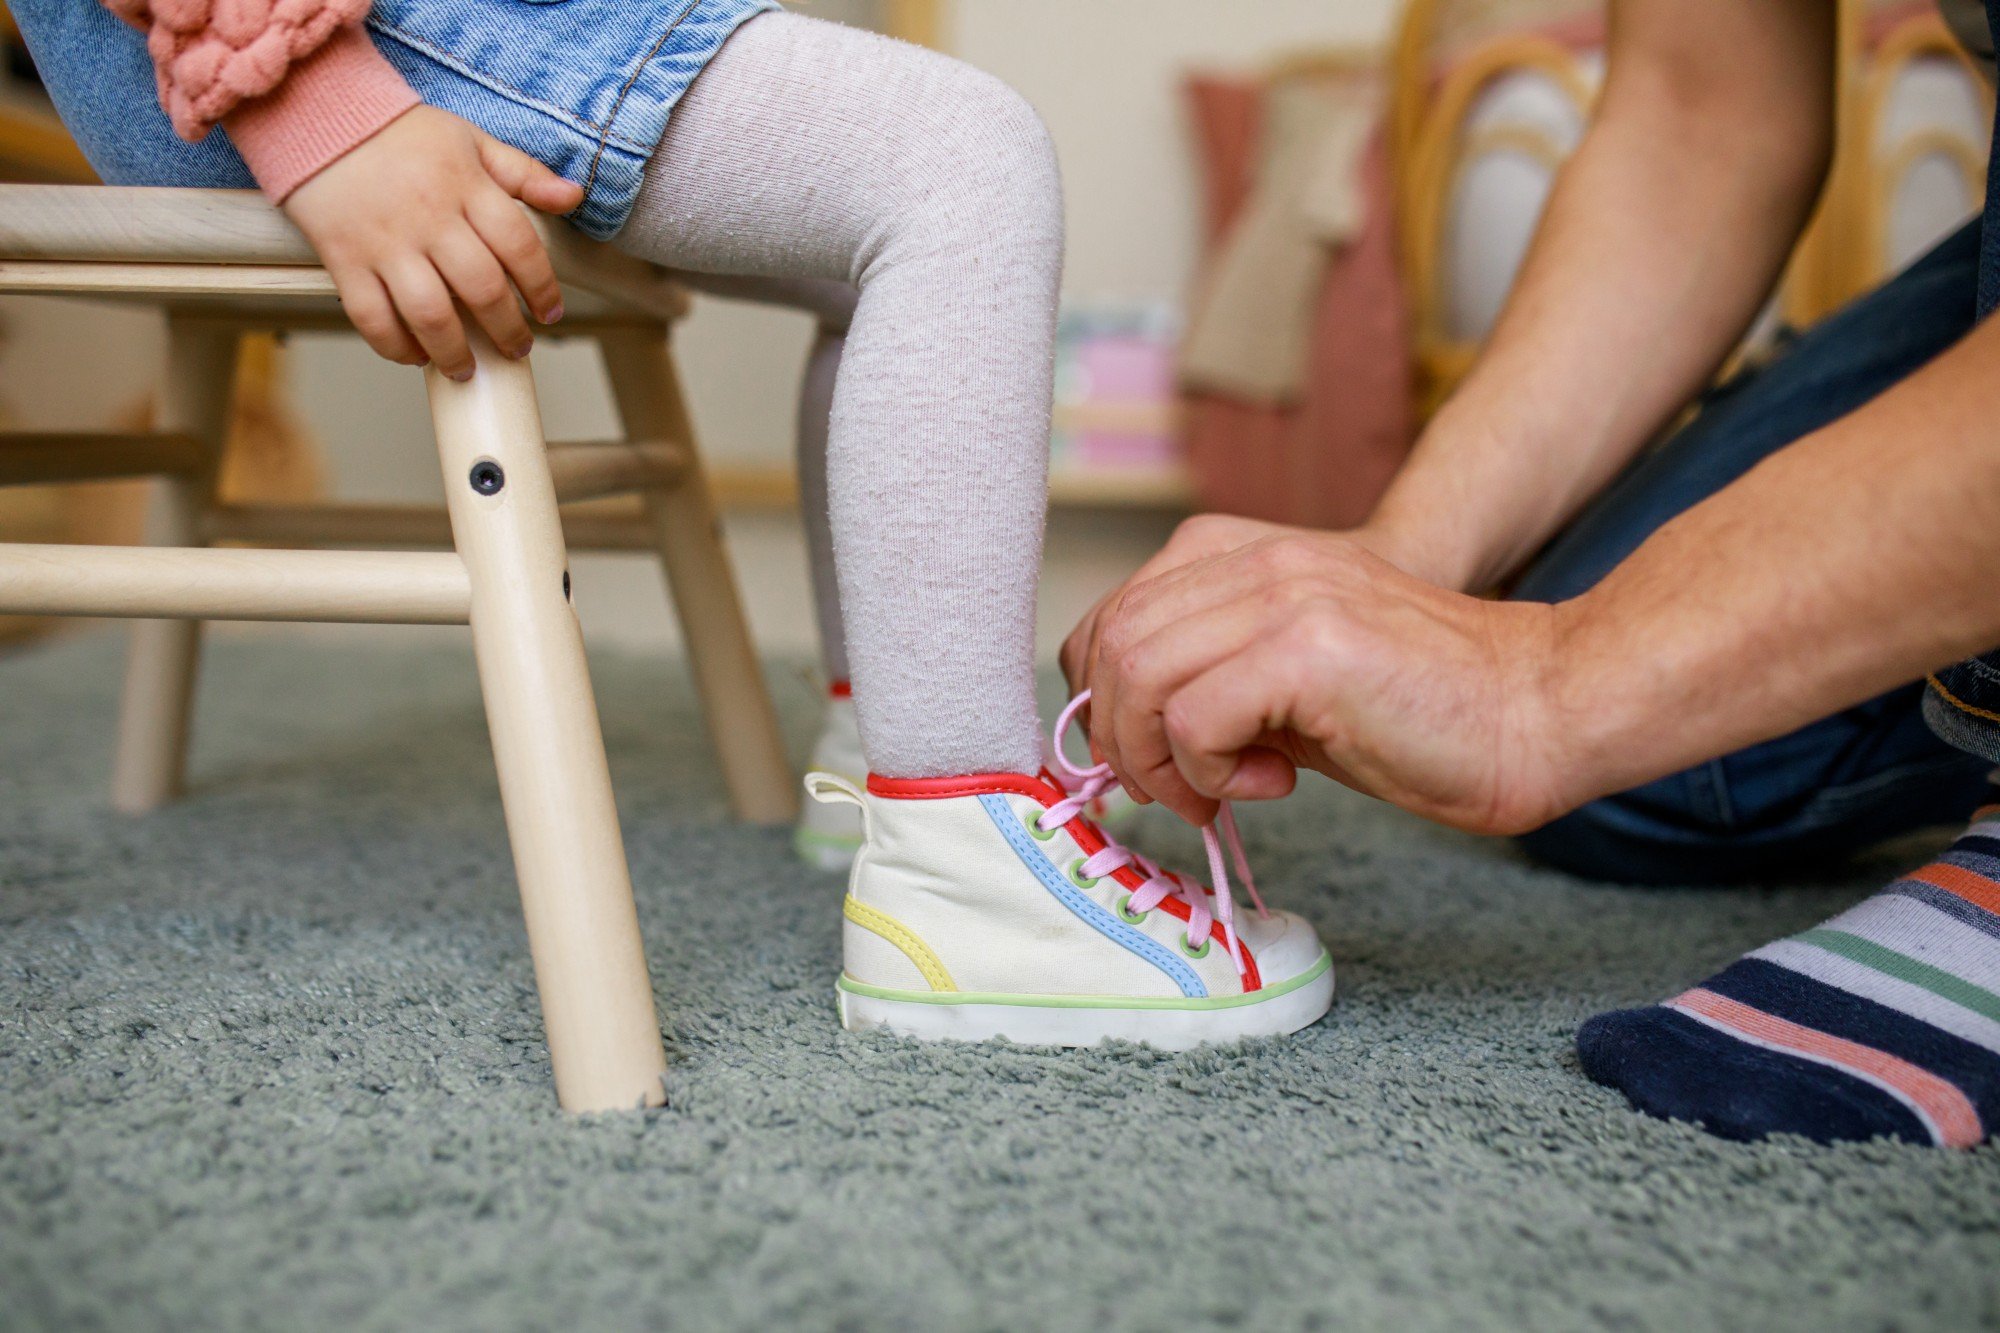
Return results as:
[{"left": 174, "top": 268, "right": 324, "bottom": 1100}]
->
[
  {"left": 283, "top": 106, "right": 585, "bottom": 379},
  {"left": 1081, "top": 530, "right": 1578, "bottom": 836},
  {"left": 1063, "top": 514, "right": 1332, "bottom": 697}
]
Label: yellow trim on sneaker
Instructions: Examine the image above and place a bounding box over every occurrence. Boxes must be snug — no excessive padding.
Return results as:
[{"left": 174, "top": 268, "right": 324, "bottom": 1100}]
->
[{"left": 843, "top": 895, "right": 956, "bottom": 993}]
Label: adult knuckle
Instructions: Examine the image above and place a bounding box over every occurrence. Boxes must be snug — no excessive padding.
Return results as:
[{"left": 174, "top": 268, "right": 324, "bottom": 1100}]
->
[
  {"left": 1293, "top": 603, "right": 1346, "bottom": 657},
  {"left": 1118, "top": 640, "right": 1160, "bottom": 692},
  {"left": 1173, "top": 513, "right": 1221, "bottom": 545},
  {"left": 1095, "top": 618, "right": 1132, "bottom": 664},
  {"left": 1161, "top": 693, "right": 1206, "bottom": 747},
  {"left": 1271, "top": 536, "right": 1322, "bottom": 574}
]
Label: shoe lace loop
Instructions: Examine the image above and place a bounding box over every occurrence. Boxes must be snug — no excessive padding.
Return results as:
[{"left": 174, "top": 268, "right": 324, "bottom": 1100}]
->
[{"left": 1037, "top": 691, "right": 1269, "bottom": 977}]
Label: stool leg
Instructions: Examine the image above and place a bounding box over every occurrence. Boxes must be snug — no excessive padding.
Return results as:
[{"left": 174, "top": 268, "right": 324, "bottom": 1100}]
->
[
  {"left": 426, "top": 331, "right": 667, "bottom": 1112},
  {"left": 599, "top": 326, "right": 798, "bottom": 825},
  {"left": 111, "top": 322, "right": 236, "bottom": 813}
]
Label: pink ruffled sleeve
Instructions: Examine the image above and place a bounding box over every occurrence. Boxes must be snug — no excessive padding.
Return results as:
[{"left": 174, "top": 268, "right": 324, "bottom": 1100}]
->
[{"left": 101, "top": 0, "right": 421, "bottom": 201}]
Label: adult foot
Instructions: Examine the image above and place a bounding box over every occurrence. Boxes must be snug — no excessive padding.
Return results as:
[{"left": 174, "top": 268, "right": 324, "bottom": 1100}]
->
[{"left": 1579, "top": 803, "right": 2000, "bottom": 1146}]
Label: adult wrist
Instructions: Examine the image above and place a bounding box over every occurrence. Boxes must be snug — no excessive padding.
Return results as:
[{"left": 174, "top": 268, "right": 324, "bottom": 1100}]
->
[
  {"left": 1531, "top": 588, "right": 1668, "bottom": 818},
  {"left": 1348, "top": 513, "right": 1482, "bottom": 592}
]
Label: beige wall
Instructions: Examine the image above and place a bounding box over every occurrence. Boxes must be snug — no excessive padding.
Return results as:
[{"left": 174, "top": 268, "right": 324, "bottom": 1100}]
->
[{"left": 951, "top": 0, "right": 1399, "bottom": 308}]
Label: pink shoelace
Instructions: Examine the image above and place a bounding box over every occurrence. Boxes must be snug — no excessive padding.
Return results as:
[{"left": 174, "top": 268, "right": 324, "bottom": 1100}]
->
[{"left": 1038, "top": 691, "right": 1269, "bottom": 977}]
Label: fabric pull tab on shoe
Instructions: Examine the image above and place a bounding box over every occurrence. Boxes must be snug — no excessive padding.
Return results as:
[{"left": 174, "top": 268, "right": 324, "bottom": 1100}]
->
[
  {"left": 805, "top": 771, "right": 870, "bottom": 848},
  {"left": 804, "top": 764, "right": 868, "bottom": 804},
  {"left": 804, "top": 771, "right": 866, "bottom": 808}
]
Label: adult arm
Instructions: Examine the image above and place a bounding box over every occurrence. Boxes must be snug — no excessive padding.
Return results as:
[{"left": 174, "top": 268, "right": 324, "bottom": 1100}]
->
[
  {"left": 1066, "top": 0, "right": 1841, "bottom": 706},
  {"left": 1088, "top": 308, "right": 2000, "bottom": 833},
  {"left": 1072, "top": 0, "right": 1843, "bottom": 807},
  {"left": 1367, "top": 0, "right": 1839, "bottom": 592}
]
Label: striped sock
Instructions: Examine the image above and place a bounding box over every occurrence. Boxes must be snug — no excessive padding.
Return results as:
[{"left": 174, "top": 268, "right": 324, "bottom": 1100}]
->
[{"left": 1577, "top": 804, "right": 2000, "bottom": 1147}]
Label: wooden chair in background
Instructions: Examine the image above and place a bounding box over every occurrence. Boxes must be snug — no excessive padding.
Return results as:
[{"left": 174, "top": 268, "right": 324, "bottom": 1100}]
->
[
  {"left": 1837, "top": 8, "right": 1993, "bottom": 300},
  {"left": 0, "top": 184, "right": 798, "bottom": 1112},
  {"left": 1386, "top": 0, "right": 1985, "bottom": 418}
]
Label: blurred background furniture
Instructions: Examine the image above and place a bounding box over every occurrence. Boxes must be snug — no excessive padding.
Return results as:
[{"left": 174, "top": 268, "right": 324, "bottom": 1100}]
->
[{"left": 1177, "top": 0, "right": 1991, "bottom": 525}]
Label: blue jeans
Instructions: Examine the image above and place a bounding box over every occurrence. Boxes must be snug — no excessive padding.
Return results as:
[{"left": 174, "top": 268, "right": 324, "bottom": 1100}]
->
[
  {"left": 8, "top": 0, "right": 776, "bottom": 238},
  {"left": 1511, "top": 219, "right": 1994, "bottom": 884}
]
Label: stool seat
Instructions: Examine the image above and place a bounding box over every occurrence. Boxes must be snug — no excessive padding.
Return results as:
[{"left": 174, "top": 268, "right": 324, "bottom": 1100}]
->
[{"left": 0, "top": 185, "right": 687, "bottom": 322}]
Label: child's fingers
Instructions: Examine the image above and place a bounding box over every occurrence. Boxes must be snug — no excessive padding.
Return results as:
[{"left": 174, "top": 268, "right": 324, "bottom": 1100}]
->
[
  {"left": 384, "top": 259, "right": 475, "bottom": 381},
  {"left": 467, "top": 192, "right": 565, "bottom": 324},
  {"left": 475, "top": 134, "right": 585, "bottom": 215},
  {"left": 332, "top": 267, "right": 426, "bottom": 366},
  {"left": 430, "top": 224, "right": 534, "bottom": 360}
]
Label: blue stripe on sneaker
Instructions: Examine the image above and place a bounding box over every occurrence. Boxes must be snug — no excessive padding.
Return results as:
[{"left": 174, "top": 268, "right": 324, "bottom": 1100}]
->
[
  {"left": 1883, "top": 881, "right": 2000, "bottom": 942},
  {"left": 978, "top": 793, "right": 1206, "bottom": 999},
  {"left": 1704, "top": 959, "right": 2000, "bottom": 1129},
  {"left": 1576, "top": 1006, "right": 1931, "bottom": 1145}
]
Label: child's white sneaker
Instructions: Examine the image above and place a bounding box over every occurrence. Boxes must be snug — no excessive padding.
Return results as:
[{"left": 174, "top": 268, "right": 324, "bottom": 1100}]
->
[
  {"left": 795, "top": 684, "right": 865, "bottom": 871},
  {"left": 806, "top": 696, "right": 1334, "bottom": 1049}
]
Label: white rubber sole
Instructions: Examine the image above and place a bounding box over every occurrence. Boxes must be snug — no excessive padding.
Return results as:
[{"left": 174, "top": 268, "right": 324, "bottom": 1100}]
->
[{"left": 836, "top": 953, "right": 1334, "bottom": 1050}]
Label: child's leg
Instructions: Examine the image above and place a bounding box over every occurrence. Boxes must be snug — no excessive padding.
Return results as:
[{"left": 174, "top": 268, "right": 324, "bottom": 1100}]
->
[
  {"left": 671, "top": 271, "right": 856, "bottom": 690},
  {"left": 617, "top": 11, "right": 1054, "bottom": 779},
  {"left": 621, "top": 13, "right": 1333, "bottom": 1043},
  {"left": 671, "top": 269, "right": 864, "bottom": 866},
  {"left": 794, "top": 319, "right": 851, "bottom": 690}
]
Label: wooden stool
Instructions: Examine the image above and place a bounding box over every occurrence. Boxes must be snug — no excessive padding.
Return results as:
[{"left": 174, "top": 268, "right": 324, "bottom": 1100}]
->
[{"left": 0, "top": 185, "right": 799, "bottom": 1112}]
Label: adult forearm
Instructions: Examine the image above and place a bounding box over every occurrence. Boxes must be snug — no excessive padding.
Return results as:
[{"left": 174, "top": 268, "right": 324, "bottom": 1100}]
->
[
  {"left": 1368, "top": 4, "right": 1834, "bottom": 593},
  {"left": 1546, "top": 313, "right": 2000, "bottom": 810}
]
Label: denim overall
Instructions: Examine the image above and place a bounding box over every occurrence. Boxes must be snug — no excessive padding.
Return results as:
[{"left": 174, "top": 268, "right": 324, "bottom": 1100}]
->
[{"left": 6, "top": 0, "right": 777, "bottom": 238}]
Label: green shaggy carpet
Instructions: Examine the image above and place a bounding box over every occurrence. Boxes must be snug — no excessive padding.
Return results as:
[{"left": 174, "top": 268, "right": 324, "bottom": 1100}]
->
[{"left": 3, "top": 633, "right": 1997, "bottom": 1331}]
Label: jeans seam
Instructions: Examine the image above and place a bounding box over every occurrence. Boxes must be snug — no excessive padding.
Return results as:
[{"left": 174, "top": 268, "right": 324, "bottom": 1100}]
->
[
  {"left": 1706, "top": 759, "right": 1736, "bottom": 825},
  {"left": 578, "top": 0, "right": 701, "bottom": 200}
]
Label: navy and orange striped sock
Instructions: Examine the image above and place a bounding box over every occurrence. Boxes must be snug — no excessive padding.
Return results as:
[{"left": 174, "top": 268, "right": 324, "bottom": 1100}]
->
[{"left": 1578, "top": 802, "right": 2000, "bottom": 1147}]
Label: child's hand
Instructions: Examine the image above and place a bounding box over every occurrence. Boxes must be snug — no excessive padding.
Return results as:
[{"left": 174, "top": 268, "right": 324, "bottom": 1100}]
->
[{"left": 282, "top": 106, "right": 586, "bottom": 380}]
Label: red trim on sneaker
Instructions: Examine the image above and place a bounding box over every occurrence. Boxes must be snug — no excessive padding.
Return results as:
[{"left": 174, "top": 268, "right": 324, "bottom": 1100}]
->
[
  {"left": 866, "top": 768, "right": 1265, "bottom": 992},
  {"left": 867, "top": 772, "right": 1065, "bottom": 803},
  {"left": 828, "top": 679, "right": 853, "bottom": 699}
]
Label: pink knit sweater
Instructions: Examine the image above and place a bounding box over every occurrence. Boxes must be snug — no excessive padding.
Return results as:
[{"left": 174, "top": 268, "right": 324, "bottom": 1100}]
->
[{"left": 101, "top": 0, "right": 421, "bottom": 200}]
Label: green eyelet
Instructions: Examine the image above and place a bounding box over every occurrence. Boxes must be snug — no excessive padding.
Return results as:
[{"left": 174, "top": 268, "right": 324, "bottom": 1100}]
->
[
  {"left": 1068, "top": 858, "right": 1100, "bottom": 890},
  {"left": 1115, "top": 893, "right": 1148, "bottom": 926},
  {"left": 1179, "top": 933, "right": 1212, "bottom": 961},
  {"left": 1022, "top": 808, "right": 1057, "bottom": 842}
]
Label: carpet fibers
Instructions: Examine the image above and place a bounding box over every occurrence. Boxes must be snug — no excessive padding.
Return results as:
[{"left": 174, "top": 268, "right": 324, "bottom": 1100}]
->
[{"left": 3, "top": 634, "right": 1998, "bottom": 1331}]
